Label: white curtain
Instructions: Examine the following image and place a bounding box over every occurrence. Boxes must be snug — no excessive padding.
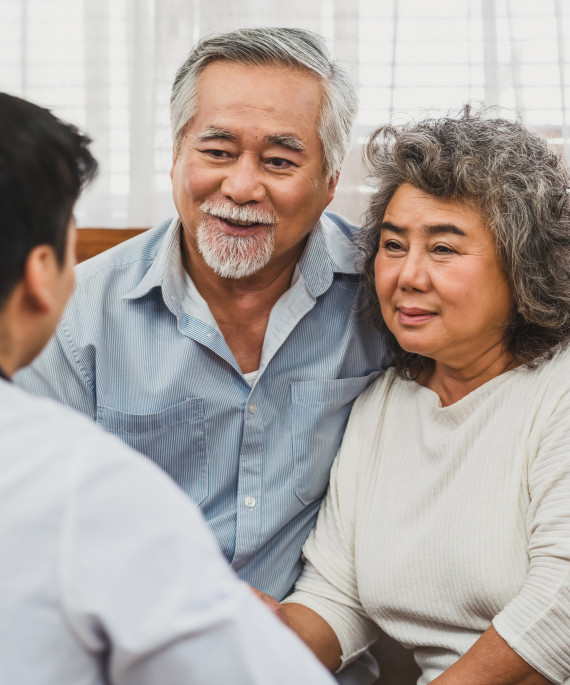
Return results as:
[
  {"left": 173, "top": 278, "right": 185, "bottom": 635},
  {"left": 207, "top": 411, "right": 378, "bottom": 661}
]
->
[{"left": 1, "top": 0, "right": 569, "bottom": 227}]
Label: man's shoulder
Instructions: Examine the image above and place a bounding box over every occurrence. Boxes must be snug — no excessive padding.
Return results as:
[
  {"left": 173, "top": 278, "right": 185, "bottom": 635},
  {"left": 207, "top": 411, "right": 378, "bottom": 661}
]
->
[
  {"left": 319, "top": 211, "right": 362, "bottom": 275},
  {"left": 322, "top": 211, "right": 360, "bottom": 241},
  {"left": 74, "top": 218, "right": 173, "bottom": 284}
]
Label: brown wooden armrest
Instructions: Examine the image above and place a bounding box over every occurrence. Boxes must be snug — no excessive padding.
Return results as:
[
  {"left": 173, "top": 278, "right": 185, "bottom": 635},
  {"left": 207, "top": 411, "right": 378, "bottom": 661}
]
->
[{"left": 76, "top": 228, "right": 148, "bottom": 263}]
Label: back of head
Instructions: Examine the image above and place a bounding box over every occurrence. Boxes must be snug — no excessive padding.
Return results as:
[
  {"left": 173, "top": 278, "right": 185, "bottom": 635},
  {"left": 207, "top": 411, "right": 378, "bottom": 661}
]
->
[
  {"left": 170, "top": 27, "right": 357, "bottom": 177},
  {"left": 0, "top": 93, "right": 98, "bottom": 307},
  {"left": 360, "top": 105, "right": 570, "bottom": 372}
]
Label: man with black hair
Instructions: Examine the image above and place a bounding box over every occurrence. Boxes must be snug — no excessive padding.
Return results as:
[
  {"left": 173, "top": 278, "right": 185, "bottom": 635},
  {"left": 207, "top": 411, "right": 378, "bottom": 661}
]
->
[{"left": 0, "top": 92, "right": 334, "bottom": 685}]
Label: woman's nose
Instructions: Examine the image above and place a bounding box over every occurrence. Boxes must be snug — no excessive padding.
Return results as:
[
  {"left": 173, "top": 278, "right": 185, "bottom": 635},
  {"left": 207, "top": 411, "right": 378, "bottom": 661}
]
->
[{"left": 397, "top": 251, "right": 430, "bottom": 291}]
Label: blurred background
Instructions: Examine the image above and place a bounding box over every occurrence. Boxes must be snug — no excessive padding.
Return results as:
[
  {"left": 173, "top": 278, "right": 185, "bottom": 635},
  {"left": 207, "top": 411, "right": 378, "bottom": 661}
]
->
[{"left": 2, "top": 0, "right": 569, "bottom": 228}]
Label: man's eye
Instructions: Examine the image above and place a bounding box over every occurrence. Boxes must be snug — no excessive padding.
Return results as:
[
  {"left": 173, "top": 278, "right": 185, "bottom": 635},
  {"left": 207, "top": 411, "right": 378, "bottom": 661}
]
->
[
  {"left": 266, "top": 157, "right": 294, "bottom": 169},
  {"left": 205, "top": 149, "right": 230, "bottom": 158}
]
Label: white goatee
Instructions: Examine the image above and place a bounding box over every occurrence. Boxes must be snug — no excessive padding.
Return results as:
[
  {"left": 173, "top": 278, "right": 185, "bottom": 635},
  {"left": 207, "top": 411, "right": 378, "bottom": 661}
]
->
[{"left": 196, "top": 200, "right": 278, "bottom": 279}]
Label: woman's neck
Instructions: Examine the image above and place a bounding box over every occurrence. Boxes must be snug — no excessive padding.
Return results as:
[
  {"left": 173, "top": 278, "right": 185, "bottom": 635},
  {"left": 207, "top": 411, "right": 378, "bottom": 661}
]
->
[{"left": 418, "top": 344, "right": 518, "bottom": 406}]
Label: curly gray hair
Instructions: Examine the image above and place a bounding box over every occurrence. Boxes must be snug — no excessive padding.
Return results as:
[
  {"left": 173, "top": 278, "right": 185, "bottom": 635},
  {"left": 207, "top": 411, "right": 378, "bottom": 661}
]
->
[
  {"left": 170, "top": 27, "right": 357, "bottom": 178},
  {"left": 359, "top": 105, "right": 570, "bottom": 378}
]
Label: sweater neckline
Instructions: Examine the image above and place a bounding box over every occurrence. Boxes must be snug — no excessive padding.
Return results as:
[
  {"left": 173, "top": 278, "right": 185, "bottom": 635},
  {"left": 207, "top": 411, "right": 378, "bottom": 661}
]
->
[
  {"left": 418, "top": 364, "right": 523, "bottom": 409},
  {"left": 404, "top": 364, "right": 528, "bottom": 427}
]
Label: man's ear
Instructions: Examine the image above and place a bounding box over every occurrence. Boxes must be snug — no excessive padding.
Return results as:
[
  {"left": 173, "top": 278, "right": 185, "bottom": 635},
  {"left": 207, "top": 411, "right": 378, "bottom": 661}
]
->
[
  {"left": 325, "top": 170, "right": 341, "bottom": 206},
  {"left": 170, "top": 144, "right": 178, "bottom": 181},
  {"left": 21, "top": 245, "right": 59, "bottom": 314}
]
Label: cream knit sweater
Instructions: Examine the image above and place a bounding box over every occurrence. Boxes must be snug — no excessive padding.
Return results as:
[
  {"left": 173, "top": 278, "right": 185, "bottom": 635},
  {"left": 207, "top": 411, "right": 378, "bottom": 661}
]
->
[{"left": 287, "top": 346, "right": 570, "bottom": 685}]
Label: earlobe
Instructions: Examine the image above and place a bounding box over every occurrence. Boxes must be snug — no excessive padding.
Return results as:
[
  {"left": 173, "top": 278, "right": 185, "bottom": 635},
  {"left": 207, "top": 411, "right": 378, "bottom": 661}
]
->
[
  {"left": 325, "top": 170, "right": 340, "bottom": 206},
  {"left": 22, "top": 246, "right": 58, "bottom": 314},
  {"left": 170, "top": 146, "right": 178, "bottom": 181}
]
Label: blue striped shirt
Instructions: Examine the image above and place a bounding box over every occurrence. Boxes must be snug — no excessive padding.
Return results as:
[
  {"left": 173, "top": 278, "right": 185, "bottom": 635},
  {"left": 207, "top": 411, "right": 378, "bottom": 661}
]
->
[{"left": 16, "top": 213, "right": 390, "bottom": 600}]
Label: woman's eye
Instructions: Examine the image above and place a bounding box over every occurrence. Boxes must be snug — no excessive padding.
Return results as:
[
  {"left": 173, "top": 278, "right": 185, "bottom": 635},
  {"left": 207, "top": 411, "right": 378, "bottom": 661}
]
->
[{"left": 383, "top": 240, "right": 403, "bottom": 252}]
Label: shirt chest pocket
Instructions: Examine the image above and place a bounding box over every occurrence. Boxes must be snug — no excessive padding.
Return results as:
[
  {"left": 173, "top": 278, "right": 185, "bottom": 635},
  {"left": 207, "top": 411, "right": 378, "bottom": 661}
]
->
[
  {"left": 97, "top": 398, "right": 208, "bottom": 505},
  {"left": 291, "top": 372, "right": 380, "bottom": 506}
]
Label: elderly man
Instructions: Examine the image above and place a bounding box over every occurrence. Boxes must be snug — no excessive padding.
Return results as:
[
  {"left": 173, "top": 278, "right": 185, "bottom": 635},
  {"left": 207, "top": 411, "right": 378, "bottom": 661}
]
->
[
  {"left": 0, "top": 92, "right": 336, "bottom": 685},
  {"left": 17, "top": 27, "right": 389, "bottom": 682}
]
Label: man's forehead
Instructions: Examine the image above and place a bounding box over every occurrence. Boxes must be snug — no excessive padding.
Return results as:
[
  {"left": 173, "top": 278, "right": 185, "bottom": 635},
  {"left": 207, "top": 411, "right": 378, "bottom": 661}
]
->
[
  {"left": 197, "top": 58, "right": 320, "bottom": 85},
  {"left": 185, "top": 61, "right": 325, "bottom": 158},
  {"left": 193, "top": 60, "right": 323, "bottom": 115}
]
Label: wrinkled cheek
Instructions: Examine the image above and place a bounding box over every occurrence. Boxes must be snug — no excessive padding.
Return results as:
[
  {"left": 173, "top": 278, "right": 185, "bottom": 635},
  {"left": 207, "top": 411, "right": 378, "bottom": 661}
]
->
[
  {"left": 377, "top": 293, "right": 395, "bottom": 327},
  {"left": 374, "top": 267, "right": 397, "bottom": 307}
]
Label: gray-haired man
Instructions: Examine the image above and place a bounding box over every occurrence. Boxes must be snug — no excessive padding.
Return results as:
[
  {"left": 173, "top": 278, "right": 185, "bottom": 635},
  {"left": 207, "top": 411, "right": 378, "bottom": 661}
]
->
[{"left": 17, "top": 27, "right": 390, "bottom": 682}]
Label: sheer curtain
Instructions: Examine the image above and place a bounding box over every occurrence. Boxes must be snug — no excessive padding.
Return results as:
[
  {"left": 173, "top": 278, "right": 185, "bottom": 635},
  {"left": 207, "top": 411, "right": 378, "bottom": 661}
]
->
[{"left": 1, "top": 0, "right": 569, "bottom": 227}]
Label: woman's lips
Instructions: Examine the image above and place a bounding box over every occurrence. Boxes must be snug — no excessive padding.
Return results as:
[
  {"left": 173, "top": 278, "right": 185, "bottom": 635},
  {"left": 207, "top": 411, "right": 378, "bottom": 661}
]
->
[{"left": 397, "top": 306, "right": 437, "bottom": 325}]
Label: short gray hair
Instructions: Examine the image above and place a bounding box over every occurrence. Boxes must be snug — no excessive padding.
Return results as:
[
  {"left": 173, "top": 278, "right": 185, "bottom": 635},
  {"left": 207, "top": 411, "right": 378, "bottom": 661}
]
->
[
  {"left": 359, "top": 105, "right": 570, "bottom": 378},
  {"left": 170, "top": 27, "right": 357, "bottom": 177}
]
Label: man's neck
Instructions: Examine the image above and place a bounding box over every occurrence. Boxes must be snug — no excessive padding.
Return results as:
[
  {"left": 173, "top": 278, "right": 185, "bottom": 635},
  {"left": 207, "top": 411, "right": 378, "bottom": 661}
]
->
[
  {"left": 0, "top": 318, "right": 16, "bottom": 379},
  {"left": 181, "top": 240, "right": 306, "bottom": 374}
]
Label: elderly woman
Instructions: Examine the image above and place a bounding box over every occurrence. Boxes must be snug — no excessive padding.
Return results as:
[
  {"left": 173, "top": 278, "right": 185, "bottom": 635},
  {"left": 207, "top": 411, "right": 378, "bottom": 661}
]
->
[{"left": 279, "top": 108, "right": 570, "bottom": 685}]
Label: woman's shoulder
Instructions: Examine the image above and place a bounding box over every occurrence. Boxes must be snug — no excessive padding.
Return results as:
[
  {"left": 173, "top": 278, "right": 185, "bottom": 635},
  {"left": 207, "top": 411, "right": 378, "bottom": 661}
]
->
[
  {"left": 342, "top": 367, "right": 414, "bottom": 445},
  {"left": 544, "top": 343, "right": 570, "bottom": 370},
  {"left": 501, "top": 344, "right": 570, "bottom": 434},
  {"left": 516, "top": 343, "right": 570, "bottom": 392},
  {"left": 352, "top": 367, "right": 414, "bottom": 412}
]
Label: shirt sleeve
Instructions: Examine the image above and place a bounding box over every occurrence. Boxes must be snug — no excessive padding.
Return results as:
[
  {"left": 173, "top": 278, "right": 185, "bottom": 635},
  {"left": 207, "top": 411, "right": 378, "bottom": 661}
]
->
[
  {"left": 285, "top": 386, "right": 382, "bottom": 670},
  {"left": 493, "top": 384, "right": 570, "bottom": 684},
  {"left": 59, "top": 430, "right": 335, "bottom": 685}
]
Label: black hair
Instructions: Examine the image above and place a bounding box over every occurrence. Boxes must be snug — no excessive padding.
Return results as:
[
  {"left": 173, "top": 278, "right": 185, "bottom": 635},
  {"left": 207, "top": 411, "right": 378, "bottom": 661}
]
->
[{"left": 0, "top": 93, "right": 98, "bottom": 305}]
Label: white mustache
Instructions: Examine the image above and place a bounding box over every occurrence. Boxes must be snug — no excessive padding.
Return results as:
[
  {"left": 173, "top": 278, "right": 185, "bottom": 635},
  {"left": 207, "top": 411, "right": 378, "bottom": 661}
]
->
[{"left": 200, "top": 200, "right": 278, "bottom": 226}]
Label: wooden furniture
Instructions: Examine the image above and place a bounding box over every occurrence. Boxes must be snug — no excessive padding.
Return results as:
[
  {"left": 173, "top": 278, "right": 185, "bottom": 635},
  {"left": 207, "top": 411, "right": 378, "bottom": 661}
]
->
[{"left": 76, "top": 227, "right": 147, "bottom": 263}]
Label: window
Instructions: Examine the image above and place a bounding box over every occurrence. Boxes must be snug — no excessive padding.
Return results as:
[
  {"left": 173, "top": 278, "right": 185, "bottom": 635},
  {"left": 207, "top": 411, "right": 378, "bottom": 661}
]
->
[{"left": 2, "top": 0, "right": 569, "bottom": 226}]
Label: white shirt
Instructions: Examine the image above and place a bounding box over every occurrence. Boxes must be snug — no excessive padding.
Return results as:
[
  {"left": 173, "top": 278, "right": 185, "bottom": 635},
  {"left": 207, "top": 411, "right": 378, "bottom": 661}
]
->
[
  {"left": 287, "top": 347, "right": 570, "bottom": 685},
  {"left": 0, "top": 379, "right": 334, "bottom": 685}
]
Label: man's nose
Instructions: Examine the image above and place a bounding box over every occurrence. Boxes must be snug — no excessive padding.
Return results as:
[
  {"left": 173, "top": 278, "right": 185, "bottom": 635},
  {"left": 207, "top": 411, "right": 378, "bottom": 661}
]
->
[
  {"left": 220, "top": 156, "right": 266, "bottom": 204},
  {"left": 397, "top": 250, "right": 430, "bottom": 291}
]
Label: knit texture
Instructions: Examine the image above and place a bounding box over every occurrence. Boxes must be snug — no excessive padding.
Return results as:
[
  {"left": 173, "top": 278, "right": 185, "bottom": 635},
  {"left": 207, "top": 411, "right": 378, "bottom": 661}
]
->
[{"left": 286, "top": 346, "right": 570, "bottom": 684}]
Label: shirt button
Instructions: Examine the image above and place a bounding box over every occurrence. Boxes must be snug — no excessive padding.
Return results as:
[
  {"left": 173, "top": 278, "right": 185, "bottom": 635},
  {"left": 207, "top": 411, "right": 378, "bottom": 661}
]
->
[
  {"left": 244, "top": 496, "right": 256, "bottom": 508},
  {"left": 247, "top": 402, "right": 257, "bottom": 414}
]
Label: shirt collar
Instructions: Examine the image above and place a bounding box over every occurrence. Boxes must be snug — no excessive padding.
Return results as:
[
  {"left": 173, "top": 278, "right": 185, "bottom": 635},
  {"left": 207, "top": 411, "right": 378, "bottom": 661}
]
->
[
  {"left": 123, "top": 217, "right": 187, "bottom": 317},
  {"left": 0, "top": 365, "right": 11, "bottom": 382},
  {"left": 123, "top": 211, "right": 360, "bottom": 308},
  {"left": 297, "top": 212, "right": 360, "bottom": 297}
]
